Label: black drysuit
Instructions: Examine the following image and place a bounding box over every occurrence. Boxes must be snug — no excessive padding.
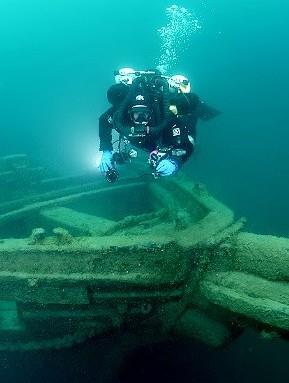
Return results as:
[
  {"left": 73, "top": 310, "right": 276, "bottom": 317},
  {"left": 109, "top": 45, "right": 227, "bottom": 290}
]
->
[
  {"left": 98, "top": 84, "right": 220, "bottom": 164},
  {"left": 169, "top": 92, "right": 221, "bottom": 139}
]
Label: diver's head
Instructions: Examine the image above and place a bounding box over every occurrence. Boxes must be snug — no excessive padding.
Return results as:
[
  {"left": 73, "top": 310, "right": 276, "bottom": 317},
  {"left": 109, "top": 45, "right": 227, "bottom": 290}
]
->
[
  {"left": 168, "top": 74, "right": 191, "bottom": 94},
  {"left": 115, "top": 67, "right": 136, "bottom": 85},
  {"left": 129, "top": 105, "right": 152, "bottom": 126}
]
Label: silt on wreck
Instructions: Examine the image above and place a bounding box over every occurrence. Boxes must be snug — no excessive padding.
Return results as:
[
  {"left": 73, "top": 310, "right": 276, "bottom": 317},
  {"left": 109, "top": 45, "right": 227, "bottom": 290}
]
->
[{"left": 0, "top": 154, "right": 288, "bottom": 351}]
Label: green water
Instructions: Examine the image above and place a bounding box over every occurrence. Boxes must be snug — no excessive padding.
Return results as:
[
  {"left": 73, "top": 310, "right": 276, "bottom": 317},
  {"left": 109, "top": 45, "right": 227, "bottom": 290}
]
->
[{"left": 1, "top": 1, "right": 289, "bottom": 382}]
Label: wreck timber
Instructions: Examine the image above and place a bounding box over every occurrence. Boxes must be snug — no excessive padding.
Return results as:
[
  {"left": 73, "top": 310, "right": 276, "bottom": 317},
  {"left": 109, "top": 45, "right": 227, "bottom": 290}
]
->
[{"left": 0, "top": 154, "right": 289, "bottom": 351}]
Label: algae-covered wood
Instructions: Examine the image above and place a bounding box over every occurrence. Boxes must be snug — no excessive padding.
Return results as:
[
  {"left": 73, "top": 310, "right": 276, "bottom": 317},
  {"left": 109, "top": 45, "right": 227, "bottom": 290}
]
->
[{"left": 1, "top": 158, "right": 289, "bottom": 351}]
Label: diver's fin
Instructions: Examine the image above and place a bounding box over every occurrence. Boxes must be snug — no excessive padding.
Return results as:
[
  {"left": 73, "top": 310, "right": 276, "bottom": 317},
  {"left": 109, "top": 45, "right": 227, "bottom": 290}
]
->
[{"left": 197, "top": 101, "right": 221, "bottom": 121}]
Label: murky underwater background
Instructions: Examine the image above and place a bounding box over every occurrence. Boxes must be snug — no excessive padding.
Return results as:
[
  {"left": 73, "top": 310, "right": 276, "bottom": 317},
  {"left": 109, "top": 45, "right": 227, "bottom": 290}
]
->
[{"left": 0, "top": 0, "right": 289, "bottom": 381}]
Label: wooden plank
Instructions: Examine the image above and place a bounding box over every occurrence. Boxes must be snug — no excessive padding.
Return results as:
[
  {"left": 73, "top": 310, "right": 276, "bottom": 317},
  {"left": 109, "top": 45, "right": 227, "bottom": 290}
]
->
[
  {"left": 201, "top": 271, "right": 289, "bottom": 330},
  {"left": 41, "top": 207, "right": 116, "bottom": 236}
]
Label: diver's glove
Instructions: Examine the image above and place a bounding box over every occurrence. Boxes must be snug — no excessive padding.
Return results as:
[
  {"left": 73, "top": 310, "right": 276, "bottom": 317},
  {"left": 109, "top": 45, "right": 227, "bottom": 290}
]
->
[
  {"left": 99, "top": 150, "right": 114, "bottom": 173},
  {"left": 156, "top": 158, "right": 179, "bottom": 177}
]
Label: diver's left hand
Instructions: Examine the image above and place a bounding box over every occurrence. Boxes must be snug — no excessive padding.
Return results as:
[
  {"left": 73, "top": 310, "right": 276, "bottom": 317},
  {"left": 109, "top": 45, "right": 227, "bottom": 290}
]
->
[{"left": 156, "top": 158, "right": 179, "bottom": 176}]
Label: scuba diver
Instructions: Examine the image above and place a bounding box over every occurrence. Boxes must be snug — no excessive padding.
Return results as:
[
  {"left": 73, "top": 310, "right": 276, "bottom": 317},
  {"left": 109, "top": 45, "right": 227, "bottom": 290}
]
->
[{"left": 98, "top": 68, "right": 220, "bottom": 182}]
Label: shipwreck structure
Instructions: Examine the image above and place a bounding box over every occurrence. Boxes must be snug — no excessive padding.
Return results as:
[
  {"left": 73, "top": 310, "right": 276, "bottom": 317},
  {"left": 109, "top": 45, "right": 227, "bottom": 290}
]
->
[{"left": 0, "top": 154, "right": 289, "bottom": 351}]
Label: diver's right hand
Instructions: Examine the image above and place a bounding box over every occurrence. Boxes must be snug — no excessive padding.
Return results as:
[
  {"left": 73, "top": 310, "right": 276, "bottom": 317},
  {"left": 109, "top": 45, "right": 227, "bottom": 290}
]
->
[{"left": 99, "top": 151, "right": 114, "bottom": 173}]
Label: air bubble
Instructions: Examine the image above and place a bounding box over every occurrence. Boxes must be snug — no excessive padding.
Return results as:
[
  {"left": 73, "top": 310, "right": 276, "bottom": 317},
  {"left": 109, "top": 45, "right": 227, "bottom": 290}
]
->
[{"left": 156, "top": 4, "right": 202, "bottom": 74}]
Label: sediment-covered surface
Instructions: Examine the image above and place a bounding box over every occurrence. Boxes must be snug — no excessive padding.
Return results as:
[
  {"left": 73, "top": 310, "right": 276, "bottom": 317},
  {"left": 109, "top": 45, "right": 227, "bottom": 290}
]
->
[{"left": 1, "top": 168, "right": 289, "bottom": 351}]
